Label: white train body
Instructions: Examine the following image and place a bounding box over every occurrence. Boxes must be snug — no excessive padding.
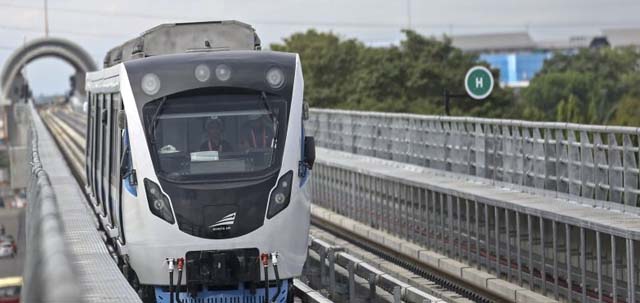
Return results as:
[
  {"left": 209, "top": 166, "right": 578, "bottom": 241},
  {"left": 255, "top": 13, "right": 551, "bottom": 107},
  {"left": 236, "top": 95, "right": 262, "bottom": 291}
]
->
[{"left": 84, "top": 32, "right": 314, "bottom": 301}]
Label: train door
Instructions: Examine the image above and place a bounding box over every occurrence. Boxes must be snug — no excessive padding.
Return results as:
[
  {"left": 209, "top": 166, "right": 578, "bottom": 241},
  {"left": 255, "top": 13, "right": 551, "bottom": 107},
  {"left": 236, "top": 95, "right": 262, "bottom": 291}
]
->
[
  {"left": 96, "top": 94, "right": 104, "bottom": 210},
  {"left": 102, "top": 94, "right": 113, "bottom": 225},
  {"left": 110, "top": 94, "right": 123, "bottom": 233},
  {"left": 85, "top": 93, "right": 92, "bottom": 190},
  {"left": 89, "top": 94, "right": 98, "bottom": 200}
]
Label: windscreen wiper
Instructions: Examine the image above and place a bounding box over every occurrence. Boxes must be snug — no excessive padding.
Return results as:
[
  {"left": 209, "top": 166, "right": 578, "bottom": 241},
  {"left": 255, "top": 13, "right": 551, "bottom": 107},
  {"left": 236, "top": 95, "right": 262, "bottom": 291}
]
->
[
  {"left": 260, "top": 92, "right": 278, "bottom": 149},
  {"left": 149, "top": 96, "right": 168, "bottom": 144}
]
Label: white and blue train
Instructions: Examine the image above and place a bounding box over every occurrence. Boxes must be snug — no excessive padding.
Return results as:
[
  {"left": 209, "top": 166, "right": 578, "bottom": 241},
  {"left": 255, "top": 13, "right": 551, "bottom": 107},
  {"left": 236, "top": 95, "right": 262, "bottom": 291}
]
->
[{"left": 84, "top": 21, "right": 315, "bottom": 303}]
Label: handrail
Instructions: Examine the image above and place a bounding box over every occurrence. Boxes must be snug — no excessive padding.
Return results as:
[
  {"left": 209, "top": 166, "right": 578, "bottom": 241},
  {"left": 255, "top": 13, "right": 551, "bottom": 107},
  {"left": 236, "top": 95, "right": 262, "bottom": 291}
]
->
[
  {"left": 22, "top": 103, "right": 83, "bottom": 302},
  {"left": 308, "top": 108, "right": 640, "bottom": 207},
  {"left": 309, "top": 237, "right": 445, "bottom": 303}
]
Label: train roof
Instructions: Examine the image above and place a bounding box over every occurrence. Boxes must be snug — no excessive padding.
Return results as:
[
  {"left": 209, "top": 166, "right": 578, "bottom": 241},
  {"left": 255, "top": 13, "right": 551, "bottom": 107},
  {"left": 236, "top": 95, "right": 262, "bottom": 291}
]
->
[
  {"left": 88, "top": 50, "right": 299, "bottom": 102},
  {"left": 103, "top": 20, "right": 261, "bottom": 68}
]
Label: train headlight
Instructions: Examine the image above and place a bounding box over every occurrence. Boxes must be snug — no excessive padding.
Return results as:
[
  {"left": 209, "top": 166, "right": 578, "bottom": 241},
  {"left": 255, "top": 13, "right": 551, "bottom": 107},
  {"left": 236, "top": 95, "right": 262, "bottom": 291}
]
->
[
  {"left": 144, "top": 179, "right": 175, "bottom": 224},
  {"left": 215, "top": 64, "right": 231, "bottom": 82},
  {"left": 274, "top": 192, "right": 286, "bottom": 204},
  {"left": 267, "top": 171, "right": 293, "bottom": 219},
  {"left": 266, "top": 67, "right": 285, "bottom": 89},
  {"left": 141, "top": 73, "right": 161, "bottom": 95},
  {"left": 194, "top": 64, "right": 211, "bottom": 82}
]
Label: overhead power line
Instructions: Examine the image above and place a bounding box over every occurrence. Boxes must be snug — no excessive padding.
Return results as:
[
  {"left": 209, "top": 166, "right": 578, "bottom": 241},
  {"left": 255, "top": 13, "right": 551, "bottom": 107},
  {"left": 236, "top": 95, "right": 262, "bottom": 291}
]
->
[
  {"left": 44, "top": 0, "right": 49, "bottom": 37},
  {"left": 0, "top": 1, "right": 639, "bottom": 30},
  {"left": 0, "top": 23, "right": 129, "bottom": 39},
  {"left": 0, "top": 2, "right": 189, "bottom": 20}
]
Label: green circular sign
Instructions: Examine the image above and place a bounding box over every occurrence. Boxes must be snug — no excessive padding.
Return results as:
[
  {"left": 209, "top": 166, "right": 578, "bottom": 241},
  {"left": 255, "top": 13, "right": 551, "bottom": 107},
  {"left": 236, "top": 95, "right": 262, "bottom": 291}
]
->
[{"left": 465, "top": 66, "right": 494, "bottom": 100}]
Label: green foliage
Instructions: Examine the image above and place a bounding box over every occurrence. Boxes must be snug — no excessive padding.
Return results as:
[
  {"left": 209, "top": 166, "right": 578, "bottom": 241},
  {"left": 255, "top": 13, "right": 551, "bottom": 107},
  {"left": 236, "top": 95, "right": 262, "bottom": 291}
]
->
[
  {"left": 521, "top": 47, "right": 640, "bottom": 125},
  {"left": 611, "top": 96, "right": 640, "bottom": 126},
  {"left": 556, "top": 94, "right": 584, "bottom": 123},
  {"left": 271, "top": 30, "right": 516, "bottom": 116}
]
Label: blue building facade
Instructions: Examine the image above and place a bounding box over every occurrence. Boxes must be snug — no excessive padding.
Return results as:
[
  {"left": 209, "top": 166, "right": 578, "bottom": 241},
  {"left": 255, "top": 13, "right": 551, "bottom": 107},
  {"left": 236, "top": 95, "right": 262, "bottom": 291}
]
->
[{"left": 480, "top": 52, "right": 552, "bottom": 87}]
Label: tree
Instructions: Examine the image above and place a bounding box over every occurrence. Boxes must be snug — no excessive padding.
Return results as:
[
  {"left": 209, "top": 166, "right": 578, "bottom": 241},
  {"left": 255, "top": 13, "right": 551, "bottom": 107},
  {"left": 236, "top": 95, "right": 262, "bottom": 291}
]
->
[
  {"left": 270, "top": 30, "right": 364, "bottom": 109},
  {"left": 556, "top": 94, "right": 584, "bottom": 123},
  {"left": 611, "top": 96, "right": 640, "bottom": 126},
  {"left": 522, "top": 71, "right": 594, "bottom": 121},
  {"left": 521, "top": 47, "right": 640, "bottom": 125}
]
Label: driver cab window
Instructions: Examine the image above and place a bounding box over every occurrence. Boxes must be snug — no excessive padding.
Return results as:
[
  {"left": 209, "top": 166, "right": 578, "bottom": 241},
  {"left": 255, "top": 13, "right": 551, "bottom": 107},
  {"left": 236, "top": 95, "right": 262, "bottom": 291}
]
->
[
  {"left": 144, "top": 92, "right": 288, "bottom": 181},
  {"left": 154, "top": 109, "right": 280, "bottom": 178}
]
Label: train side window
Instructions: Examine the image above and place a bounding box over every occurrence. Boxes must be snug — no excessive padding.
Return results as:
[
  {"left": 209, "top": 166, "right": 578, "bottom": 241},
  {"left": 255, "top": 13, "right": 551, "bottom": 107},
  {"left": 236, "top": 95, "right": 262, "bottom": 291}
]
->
[
  {"left": 110, "top": 94, "right": 120, "bottom": 186},
  {"left": 121, "top": 129, "right": 137, "bottom": 195}
]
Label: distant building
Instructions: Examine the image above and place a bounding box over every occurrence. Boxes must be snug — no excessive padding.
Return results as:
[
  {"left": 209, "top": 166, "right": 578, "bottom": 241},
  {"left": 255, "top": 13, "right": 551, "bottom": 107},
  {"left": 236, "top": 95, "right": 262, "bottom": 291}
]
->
[{"left": 479, "top": 51, "right": 551, "bottom": 87}]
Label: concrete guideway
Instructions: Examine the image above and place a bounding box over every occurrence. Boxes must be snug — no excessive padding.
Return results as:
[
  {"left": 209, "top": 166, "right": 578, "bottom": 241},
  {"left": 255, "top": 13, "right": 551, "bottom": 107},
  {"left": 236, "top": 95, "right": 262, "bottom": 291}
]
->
[
  {"left": 306, "top": 233, "right": 448, "bottom": 303},
  {"left": 311, "top": 147, "right": 639, "bottom": 302},
  {"left": 309, "top": 226, "right": 477, "bottom": 302},
  {"left": 311, "top": 206, "right": 555, "bottom": 303},
  {"left": 314, "top": 148, "right": 640, "bottom": 239},
  {"left": 0, "top": 37, "right": 96, "bottom": 105}
]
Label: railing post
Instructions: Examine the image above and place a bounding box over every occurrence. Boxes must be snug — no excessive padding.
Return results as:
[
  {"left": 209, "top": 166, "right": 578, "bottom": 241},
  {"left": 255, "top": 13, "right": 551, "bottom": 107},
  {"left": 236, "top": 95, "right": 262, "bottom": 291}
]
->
[
  {"left": 319, "top": 250, "right": 327, "bottom": 286},
  {"left": 348, "top": 262, "right": 355, "bottom": 303},
  {"left": 328, "top": 251, "right": 335, "bottom": 297},
  {"left": 393, "top": 286, "right": 401, "bottom": 303},
  {"left": 627, "top": 238, "right": 635, "bottom": 303},
  {"left": 368, "top": 273, "right": 377, "bottom": 302}
]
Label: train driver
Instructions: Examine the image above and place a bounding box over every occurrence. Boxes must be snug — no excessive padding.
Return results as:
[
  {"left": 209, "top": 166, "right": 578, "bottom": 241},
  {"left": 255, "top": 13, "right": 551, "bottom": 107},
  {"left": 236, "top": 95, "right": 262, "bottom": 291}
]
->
[
  {"left": 200, "top": 118, "right": 233, "bottom": 152},
  {"left": 240, "top": 114, "right": 274, "bottom": 150}
]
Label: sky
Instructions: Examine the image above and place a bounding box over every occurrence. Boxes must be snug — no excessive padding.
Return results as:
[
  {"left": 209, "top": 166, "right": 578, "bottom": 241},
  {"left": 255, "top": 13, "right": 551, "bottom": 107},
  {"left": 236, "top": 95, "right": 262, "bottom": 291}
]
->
[{"left": 1, "top": 0, "right": 639, "bottom": 95}]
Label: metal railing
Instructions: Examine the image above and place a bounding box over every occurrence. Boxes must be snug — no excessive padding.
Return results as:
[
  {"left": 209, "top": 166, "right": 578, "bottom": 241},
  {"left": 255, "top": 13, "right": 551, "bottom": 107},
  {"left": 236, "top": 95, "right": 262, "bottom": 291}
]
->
[
  {"left": 22, "top": 114, "right": 82, "bottom": 302},
  {"left": 307, "top": 108, "right": 640, "bottom": 208},
  {"left": 308, "top": 237, "right": 444, "bottom": 303},
  {"left": 310, "top": 149, "right": 639, "bottom": 303}
]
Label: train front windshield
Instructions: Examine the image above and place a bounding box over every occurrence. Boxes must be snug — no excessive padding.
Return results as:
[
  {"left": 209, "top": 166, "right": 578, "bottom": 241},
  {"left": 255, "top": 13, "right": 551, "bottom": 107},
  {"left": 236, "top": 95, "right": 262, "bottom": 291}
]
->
[{"left": 144, "top": 92, "right": 288, "bottom": 181}]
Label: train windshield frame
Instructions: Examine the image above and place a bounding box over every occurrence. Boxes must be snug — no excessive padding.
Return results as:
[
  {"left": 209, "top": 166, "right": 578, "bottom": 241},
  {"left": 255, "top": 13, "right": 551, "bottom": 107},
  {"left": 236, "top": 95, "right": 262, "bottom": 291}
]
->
[{"left": 142, "top": 90, "right": 289, "bottom": 183}]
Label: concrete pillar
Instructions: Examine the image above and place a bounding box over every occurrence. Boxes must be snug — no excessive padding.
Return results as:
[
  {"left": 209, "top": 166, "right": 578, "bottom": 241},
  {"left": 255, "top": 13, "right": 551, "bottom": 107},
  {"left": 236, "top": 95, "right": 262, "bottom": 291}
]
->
[{"left": 6, "top": 101, "right": 29, "bottom": 189}]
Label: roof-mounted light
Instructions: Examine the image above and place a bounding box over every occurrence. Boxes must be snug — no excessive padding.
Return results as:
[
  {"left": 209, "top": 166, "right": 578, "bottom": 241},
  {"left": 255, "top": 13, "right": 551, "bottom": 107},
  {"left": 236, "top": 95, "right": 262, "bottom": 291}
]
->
[
  {"left": 194, "top": 64, "right": 211, "bottom": 82},
  {"left": 141, "top": 73, "right": 161, "bottom": 95},
  {"left": 215, "top": 64, "right": 231, "bottom": 82},
  {"left": 266, "top": 67, "right": 285, "bottom": 89}
]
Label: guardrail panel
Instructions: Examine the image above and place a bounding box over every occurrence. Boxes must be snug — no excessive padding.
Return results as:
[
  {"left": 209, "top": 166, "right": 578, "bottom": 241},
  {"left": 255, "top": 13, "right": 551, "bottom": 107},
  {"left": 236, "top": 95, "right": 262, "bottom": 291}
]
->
[
  {"left": 308, "top": 108, "right": 640, "bottom": 208},
  {"left": 310, "top": 147, "right": 640, "bottom": 302},
  {"left": 22, "top": 104, "right": 83, "bottom": 303}
]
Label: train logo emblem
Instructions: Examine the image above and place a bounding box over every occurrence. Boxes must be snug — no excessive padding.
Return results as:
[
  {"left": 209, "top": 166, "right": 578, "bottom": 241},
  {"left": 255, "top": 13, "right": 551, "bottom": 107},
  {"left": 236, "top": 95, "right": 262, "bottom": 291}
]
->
[{"left": 209, "top": 212, "right": 236, "bottom": 231}]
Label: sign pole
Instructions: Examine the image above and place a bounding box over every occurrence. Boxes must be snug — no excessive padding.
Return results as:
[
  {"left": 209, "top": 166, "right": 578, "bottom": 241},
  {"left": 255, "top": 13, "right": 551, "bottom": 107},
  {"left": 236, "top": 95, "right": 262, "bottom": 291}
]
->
[
  {"left": 442, "top": 66, "right": 494, "bottom": 116},
  {"left": 444, "top": 89, "right": 450, "bottom": 116}
]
